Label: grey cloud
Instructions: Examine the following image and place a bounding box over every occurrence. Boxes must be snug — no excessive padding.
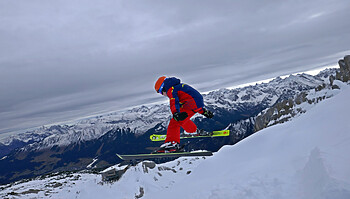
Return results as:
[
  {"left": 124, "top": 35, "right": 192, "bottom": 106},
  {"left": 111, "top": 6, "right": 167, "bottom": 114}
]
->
[{"left": 1, "top": 0, "right": 350, "bottom": 135}]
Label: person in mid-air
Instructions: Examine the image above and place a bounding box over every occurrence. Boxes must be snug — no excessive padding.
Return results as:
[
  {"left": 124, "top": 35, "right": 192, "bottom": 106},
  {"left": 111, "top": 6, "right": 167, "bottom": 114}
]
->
[{"left": 154, "top": 76, "right": 214, "bottom": 153}]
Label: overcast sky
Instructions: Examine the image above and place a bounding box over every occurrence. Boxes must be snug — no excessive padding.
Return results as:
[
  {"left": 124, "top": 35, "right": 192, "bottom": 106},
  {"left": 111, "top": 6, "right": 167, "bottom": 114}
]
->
[{"left": 1, "top": 0, "right": 350, "bottom": 136}]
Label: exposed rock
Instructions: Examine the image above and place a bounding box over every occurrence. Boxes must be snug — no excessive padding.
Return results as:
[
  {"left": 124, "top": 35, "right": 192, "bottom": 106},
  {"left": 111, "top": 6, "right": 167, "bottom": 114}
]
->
[
  {"left": 101, "top": 165, "right": 130, "bottom": 182},
  {"left": 329, "top": 75, "right": 335, "bottom": 86},
  {"left": 142, "top": 161, "right": 156, "bottom": 173},
  {"left": 254, "top": 98, "right": 297, "bottom": 132},
  {"left": 158, "top": 166, "right": 177, "bottom": 173},
  {"left": 336, "top": 55, "right": 350, "bottom": 82},
  {"left": 254, "top": 90, "right": 312, "bottom": 132},
  {"left": 315, "top": 83, "right": 326, "bottom": 92},
  {"left": 135, "top": 187, "right": 144, "bottom": 199}
]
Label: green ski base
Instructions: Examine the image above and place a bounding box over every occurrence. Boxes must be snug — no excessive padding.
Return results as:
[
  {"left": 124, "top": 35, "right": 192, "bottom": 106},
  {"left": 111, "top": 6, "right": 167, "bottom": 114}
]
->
[
  {"left": 150, "top": 130, "right": 230, "bottom": 142},
  {"left": 117, "top": 150, "right": 213, "bottom": 161}
]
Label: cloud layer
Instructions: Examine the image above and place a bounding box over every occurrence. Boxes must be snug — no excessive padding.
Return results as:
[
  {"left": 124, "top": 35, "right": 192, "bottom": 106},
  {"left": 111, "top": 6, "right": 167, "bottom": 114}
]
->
[{"left": 1, "top": 0, "right": 350, "bottom": 135}]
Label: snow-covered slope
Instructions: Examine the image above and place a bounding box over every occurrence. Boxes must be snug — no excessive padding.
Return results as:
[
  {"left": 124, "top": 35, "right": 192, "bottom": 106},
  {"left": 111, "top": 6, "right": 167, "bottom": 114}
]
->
[
  {"left": 2, "top": 76, "right": 349, "bottom": 199},
  {"left": 155, "top": 85, "right": 350, "bottom": 199}
]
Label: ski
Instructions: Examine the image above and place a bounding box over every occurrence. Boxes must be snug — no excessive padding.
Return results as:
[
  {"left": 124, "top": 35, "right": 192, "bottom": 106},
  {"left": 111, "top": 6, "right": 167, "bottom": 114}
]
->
[
  {"left": 150, "top": 130, "right": 230, "bottom": 142},
  {"left": 116, "top": 150, "right": 213, "bottom": 161}
]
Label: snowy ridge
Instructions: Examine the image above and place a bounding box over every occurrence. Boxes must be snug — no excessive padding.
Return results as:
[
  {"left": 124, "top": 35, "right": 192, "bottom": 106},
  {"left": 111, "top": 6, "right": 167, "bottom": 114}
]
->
[
  {"left": 1, "top": 73, "right": 349, "bottom": 199},
  {"left": 0, "top": 157, "right": 207, "bottom": 198},
  {"left": 0, "top": 69, "right": 336, "bottom": 152},
  {"left": 205, "top": 71, "right": 327, "bottom": 110},
  {"left": 255, "top": 79, "right": 345, "bottom": 129}
]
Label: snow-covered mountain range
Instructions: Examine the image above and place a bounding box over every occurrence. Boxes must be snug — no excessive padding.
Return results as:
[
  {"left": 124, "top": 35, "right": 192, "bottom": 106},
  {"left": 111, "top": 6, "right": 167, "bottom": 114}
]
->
[
  {"left": 0, "top": 55, "right": 349, "bottom": 186},
  {"left": 0, "top": 68, "right": 337, "bottom": 154},
  {"left": 1, "top": 67, "right": 349, "bottom": 199}
]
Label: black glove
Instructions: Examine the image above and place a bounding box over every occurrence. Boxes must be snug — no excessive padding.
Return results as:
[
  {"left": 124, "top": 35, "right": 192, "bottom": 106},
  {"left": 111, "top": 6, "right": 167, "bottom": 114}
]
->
[
  {"left": 173, "top": 112, "right": 188, "bottom": 121},
  {"left": 202, "top": 108, "right": 214, "bottom": 119}
]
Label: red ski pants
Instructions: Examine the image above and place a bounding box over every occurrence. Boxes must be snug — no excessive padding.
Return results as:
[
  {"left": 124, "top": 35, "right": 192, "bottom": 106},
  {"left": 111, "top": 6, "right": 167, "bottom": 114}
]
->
[{"left": 165, "top": 100, "right": 199, "bottom": 143}]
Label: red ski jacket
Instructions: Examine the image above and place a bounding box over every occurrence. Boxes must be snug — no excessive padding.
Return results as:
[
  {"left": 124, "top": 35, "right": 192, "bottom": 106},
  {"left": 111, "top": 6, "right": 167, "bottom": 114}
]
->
[{"left": 162, "top": 77, "right": 205, "bottom": 114}]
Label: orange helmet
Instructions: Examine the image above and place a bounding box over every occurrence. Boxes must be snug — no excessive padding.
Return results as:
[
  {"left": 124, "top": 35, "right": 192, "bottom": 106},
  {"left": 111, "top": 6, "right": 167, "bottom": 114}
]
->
[{"left": 155, "top": 76, "right": 167, "bottom": 93}]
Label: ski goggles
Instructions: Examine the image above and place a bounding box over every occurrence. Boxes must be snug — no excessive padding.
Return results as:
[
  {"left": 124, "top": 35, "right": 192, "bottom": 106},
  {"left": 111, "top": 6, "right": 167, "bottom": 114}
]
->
[{"left": 158, "top": 82, "right": 165, "bottom": 94}]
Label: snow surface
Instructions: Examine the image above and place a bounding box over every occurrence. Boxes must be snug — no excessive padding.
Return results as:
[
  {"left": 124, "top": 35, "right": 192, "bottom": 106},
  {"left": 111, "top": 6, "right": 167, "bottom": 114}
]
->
[
  {"left": 84, "top": 85, "right": 350, "bottom": 199},
  {"left": 151, "top": 85, "right": 350, "bottom": 199},
  {"left": 1, "top": 83, "right": 350, "bottom": 199}
]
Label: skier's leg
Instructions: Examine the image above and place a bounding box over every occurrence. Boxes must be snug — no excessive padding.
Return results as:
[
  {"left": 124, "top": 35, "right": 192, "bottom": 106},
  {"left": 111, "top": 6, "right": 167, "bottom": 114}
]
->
[
  {"left": 165, "top": 108, "right": 196, "bottom": 143},
  {"left": 181, "top": 113, "right": 197, "bottom": 133},
  {"left": 165, "top": 118, "right": 181, "bottom": 143},
  {"left": 179, "top": 107, "right": 197, "bottom": 133}
]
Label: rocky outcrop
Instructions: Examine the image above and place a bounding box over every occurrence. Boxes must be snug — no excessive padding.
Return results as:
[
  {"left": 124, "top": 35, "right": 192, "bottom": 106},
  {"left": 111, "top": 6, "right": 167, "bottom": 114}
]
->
[
  {"left": 253, "top": 73, "right": 338, "bottom": 132},
  {"left": 254, "top": 56, "right": 350, "bottom": 133},
  {"left": 336, "top": 55, "right": 350, "bottom": 82},
  {"left": 254, "top": 95, "right": 305, "bottom": 132}
]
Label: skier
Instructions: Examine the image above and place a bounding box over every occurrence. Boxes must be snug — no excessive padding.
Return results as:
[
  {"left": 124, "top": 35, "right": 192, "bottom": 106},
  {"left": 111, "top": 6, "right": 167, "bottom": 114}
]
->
[{"left": 154, "top": 76, "right": 214, "bottom": 153}]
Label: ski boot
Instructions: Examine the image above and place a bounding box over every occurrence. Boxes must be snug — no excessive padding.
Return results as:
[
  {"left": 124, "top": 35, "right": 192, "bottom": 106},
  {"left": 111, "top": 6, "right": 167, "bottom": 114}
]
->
[{"left": 153, "top": 141, "right": 182, "bottom": 153}]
